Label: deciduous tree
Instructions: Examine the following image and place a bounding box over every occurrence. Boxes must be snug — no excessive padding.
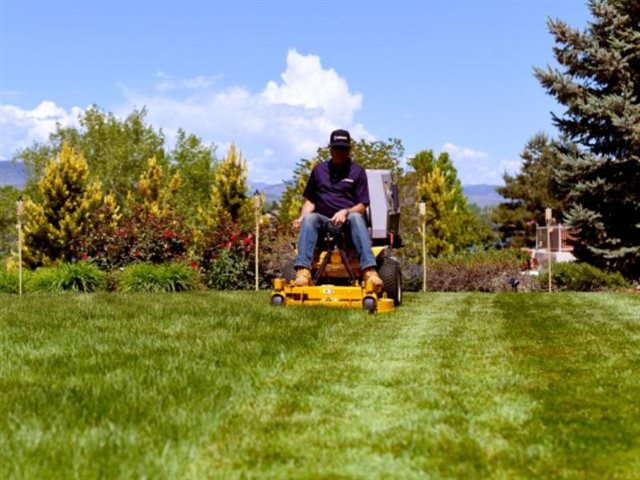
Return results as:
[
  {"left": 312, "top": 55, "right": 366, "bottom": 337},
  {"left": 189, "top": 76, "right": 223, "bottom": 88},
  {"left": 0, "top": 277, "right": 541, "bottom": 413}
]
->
[
  {"left": 16, "top": 106, "right": 166, "bottom": 204},
  {"left": 168, "top": 129, "right": 217, "bottom": 222}
]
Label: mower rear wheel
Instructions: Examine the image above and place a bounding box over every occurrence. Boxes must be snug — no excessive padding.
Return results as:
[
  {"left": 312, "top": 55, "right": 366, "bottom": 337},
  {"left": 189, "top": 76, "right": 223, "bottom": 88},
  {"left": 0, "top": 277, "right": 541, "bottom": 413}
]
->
[{"left": 378, "top": 256, "right": 402, "bottom": 306}]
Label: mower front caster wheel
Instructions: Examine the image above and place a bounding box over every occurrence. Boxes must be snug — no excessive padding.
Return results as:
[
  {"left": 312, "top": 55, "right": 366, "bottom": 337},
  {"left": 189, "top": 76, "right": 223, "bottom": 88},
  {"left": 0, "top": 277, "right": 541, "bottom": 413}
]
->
[
  {"left": 271, "top": 295, "right": 285, "bottom": 306},
  {"left": 363, "top": 297, "right": 377, "bottom": 314}
]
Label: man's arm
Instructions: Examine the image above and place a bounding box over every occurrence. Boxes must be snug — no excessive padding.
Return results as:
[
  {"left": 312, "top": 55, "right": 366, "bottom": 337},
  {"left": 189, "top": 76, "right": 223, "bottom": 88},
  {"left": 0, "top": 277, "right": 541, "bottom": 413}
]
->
[
  {"left": 330, "top": 202, "right": 366, "bottom": 225},
  {"left": 293, "top": 199, "right": 316, "bottom": 229}
]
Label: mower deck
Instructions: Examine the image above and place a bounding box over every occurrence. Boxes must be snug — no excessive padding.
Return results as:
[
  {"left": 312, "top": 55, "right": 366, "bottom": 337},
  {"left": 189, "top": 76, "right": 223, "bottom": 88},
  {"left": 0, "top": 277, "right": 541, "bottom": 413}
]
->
[{"left": 271, "top": 279, "right": 394, "bottom": 313}]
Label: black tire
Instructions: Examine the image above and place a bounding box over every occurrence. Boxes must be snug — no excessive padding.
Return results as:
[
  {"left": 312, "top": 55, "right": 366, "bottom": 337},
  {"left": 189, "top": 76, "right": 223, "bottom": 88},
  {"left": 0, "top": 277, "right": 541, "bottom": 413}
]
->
[
  {"left": 363, "top": 297, "right": 377, "bottom": 314},
  {"left": 271, "top": 295, "right": 285, "bottom": 306},
  {"left": 281, "top": 260, "right": 297, "bottom": 282},
  {"left": 378, "top": 255, "right": 402, "bottom": 306}
]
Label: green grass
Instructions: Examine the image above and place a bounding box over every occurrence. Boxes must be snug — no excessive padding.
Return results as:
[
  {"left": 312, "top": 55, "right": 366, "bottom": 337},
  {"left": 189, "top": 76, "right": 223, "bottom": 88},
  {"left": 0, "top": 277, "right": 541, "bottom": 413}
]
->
[{"left": 1, "top": 292, "right": 639, "bottom": 479}]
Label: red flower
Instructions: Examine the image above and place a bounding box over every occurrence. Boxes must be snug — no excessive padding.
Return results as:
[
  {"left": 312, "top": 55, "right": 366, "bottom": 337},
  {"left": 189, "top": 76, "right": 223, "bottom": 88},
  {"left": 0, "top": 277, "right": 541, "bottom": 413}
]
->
[
  {"left": 243, "top": 236, "right": 252, "bottom": 245},
  {"left": 230, "top": 233, "right": 237, "bottom": 242},
  {"left": 190, "top": 262, "right": 199, "bottom": 269},
  {"left": 163, "top": 230, "right": 174, "bottom": 238}
]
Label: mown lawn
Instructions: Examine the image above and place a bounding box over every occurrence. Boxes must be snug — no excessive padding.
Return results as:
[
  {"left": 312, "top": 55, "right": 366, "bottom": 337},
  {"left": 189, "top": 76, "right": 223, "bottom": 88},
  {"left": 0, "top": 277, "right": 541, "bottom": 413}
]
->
[{"left": 1, "top": 292, "right": 639, "bottom": 479}]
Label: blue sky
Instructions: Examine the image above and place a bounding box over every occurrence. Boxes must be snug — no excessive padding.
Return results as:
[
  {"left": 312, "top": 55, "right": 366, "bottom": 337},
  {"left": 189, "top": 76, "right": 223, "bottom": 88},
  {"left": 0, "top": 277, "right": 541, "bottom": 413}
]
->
[{"left": 1, "top": 0, "right": 591, "bottom": 185}]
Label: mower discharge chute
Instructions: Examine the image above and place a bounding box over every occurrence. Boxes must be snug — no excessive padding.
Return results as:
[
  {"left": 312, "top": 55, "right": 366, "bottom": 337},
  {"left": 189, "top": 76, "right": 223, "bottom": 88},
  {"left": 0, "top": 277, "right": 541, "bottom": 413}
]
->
[{"left": 271, "top": 169, "right": 402, "bottom": 313}]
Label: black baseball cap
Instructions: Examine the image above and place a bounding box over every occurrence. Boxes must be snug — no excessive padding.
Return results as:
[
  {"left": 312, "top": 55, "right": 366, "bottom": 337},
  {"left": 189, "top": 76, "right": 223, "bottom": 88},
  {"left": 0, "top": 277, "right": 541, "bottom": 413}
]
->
[{"left": 329, "top": 129, "right": 351, "bottom": 148}]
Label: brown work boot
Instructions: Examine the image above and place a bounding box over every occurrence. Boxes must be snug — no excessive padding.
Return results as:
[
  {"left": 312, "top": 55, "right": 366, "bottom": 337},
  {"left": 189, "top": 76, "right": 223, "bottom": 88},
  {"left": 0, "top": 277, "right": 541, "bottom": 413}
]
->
[
  {"left": 293, "top": 267, "right": 312, "bottom": 287},
  {"left": 363, "top": 267, "right": 383, "bottom": 289}
]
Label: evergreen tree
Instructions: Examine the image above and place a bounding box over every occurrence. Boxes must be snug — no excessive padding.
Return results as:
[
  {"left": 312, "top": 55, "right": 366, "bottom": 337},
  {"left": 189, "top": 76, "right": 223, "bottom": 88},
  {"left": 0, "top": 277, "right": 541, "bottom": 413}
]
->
[
  {"left": 136, "top": 157, "right": 182, "bottom": 218},
  {"left": 535, "top": 0, "right": 640, "bottom": 277},
  {"left": 418, "top": 167, "right": 454, "bottom": 257},
  {"left": 22, "top": 142, "right": 119, "bottom": 266},
  {"left": 493, "top": 133, "right": 564, "bottom": 246},
  {"left": 206, "top": 143, "right": 251, "bottom": 226}
]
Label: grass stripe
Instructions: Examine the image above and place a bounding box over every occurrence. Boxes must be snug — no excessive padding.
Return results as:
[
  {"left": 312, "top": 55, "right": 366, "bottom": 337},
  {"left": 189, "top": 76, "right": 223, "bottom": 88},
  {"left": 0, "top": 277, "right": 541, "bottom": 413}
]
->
[
  {"left": 1, "top": 292, "right": 639, "bottom": 478},
  {"left": 495, "top": 293, "right": 640, "bottom": 479}
]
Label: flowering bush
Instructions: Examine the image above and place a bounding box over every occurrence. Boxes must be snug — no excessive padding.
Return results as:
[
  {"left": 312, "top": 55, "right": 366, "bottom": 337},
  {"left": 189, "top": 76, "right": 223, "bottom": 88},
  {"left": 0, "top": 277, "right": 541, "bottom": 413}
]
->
[
  {"left": 80, "top": 205, "right": 189, "bottom": 269},
  {"left": 195, "top": 222, "right": 255, "bottom": 290}
]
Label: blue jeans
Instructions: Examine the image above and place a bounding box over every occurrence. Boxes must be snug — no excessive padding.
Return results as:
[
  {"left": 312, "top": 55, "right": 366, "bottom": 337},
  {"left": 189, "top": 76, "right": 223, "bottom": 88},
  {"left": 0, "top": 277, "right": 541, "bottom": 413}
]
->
[{"left": 294, "top": 213, "right": 377, "bottom": 271}]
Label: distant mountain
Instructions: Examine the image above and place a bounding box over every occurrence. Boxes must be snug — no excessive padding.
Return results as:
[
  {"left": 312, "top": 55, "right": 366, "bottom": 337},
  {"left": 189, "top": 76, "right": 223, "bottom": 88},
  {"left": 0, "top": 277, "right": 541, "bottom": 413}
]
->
[
  {"left": 248, "top": 181, "right": 287, "bottom": 205},
  {"left": 463, "top": 184, "right": 503, "bottom": 207},
  {"left": 0, "top": 161, "right": 27, "bottom": 189}
]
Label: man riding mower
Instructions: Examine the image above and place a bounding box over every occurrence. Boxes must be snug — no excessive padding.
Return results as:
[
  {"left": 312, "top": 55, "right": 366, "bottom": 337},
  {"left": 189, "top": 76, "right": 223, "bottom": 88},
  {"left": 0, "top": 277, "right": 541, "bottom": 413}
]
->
[{"left": 271, "top": 130, "right": 402, "bottom": 313}]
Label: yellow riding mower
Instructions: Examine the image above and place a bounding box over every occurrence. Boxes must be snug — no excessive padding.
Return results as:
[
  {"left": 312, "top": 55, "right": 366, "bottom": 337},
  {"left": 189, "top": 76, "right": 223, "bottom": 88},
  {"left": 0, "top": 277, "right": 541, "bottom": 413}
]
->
[{"left": 271, "top": 169, "right": 402, "bottom": 313}]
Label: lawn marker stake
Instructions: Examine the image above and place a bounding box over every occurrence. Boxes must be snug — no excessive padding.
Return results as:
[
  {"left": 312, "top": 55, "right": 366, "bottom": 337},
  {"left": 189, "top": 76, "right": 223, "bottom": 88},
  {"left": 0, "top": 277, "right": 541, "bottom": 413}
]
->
[
  {"left": 419, "top": 201, "right": 426, "bottom": 293},
  {"left": 545, "top": 207, "right": 553, "bottom": 293},
  {"left": 16, "top": 197, "right": 24, "bottom": 296},
  {"left": 253, "top": 190, "right": 262, "bottom": 291}
]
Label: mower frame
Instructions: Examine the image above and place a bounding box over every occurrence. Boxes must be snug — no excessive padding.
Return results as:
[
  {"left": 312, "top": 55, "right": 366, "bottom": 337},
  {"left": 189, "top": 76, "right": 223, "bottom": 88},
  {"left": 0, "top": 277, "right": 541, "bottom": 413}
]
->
[{"left": 271, "top": 169, "right": 402, "bottom": 313}]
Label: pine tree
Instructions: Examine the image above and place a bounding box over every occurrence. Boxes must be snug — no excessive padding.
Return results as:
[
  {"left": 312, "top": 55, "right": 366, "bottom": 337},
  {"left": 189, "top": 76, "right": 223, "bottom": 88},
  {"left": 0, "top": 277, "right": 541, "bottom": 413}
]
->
[
  {"left": 418, "top": 167, "right": 454, "bottom": 257},
  {"left": 535, "top": 0, "right": 640, "bottom": 277},
  {"left": 23, "top": 142, "right": 119, "bottom": 266},
  {"left": 493, "top": 133, "right": 564, "bottom": 246},
  {"left": 137, "top": 156, "right": 181, "bottom": 218},
  {"left": 206, "top": 143, "right": 251, "bottom": 226}
]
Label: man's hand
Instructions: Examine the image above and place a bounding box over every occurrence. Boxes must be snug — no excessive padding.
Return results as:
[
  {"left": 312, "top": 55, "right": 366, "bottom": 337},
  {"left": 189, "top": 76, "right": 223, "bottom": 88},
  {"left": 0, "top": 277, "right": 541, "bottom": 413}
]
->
[
  {"left": 292, "top": 217, "right": 304, "bottom": 229},
  {"left": 330, "top": 208, "right": 349, "bottom": 226}
]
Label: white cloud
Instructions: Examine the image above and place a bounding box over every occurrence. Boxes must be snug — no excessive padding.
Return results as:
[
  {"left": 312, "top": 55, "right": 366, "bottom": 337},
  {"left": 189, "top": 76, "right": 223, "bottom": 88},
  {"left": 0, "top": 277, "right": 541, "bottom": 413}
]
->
[
  {"left": 441, "top": 142, "right": 519, "bottom": 185},
  {"left": 154, "top": 73, "right": 223, "bottom": 93},
  {"left": 442, "top": 143, "right": 488, "bottom": 160},
  {"left": 118, "top": 49, "right": 373, "bottom": 182},
  {"left": 0, "top": 101, "right": 82, "bottom": 160},
  {"left": 1, "top": 50, "right": 371, "bottom": 182}
]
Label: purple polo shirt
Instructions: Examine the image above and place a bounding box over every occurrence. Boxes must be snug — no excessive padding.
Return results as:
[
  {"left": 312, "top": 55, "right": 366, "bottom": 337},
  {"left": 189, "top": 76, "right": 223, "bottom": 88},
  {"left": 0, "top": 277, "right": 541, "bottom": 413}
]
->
[{"left": 303, "top": 159, "right": 370, "bottom": 217}]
